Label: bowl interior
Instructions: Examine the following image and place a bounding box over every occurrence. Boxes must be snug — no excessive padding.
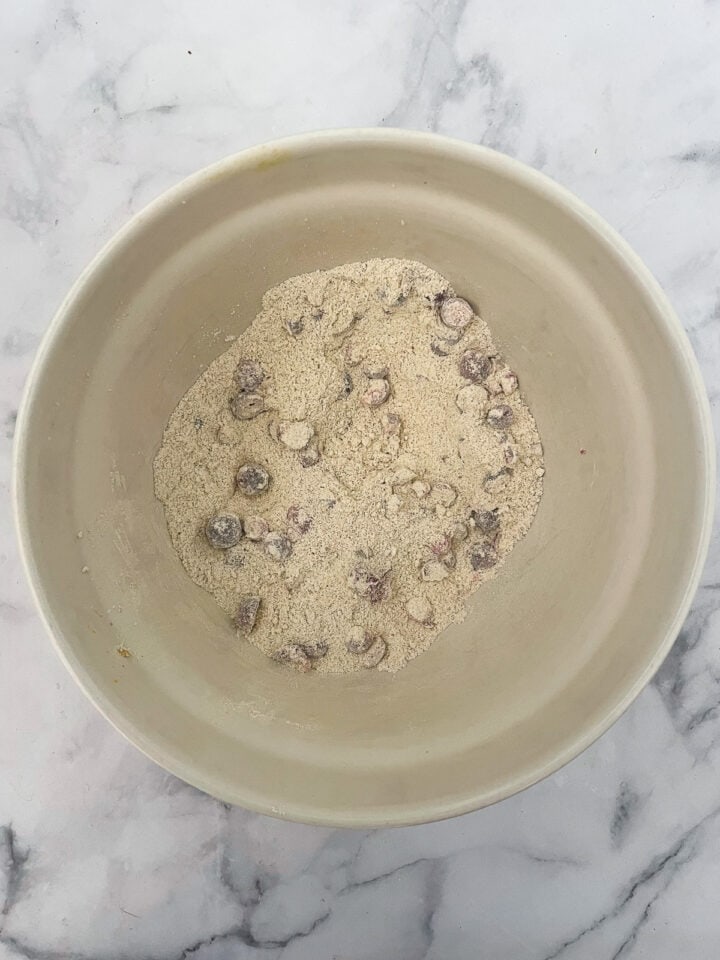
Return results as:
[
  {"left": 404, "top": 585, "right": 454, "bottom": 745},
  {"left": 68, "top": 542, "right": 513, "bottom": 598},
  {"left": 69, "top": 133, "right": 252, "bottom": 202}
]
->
[{"left": 17, "top": 133, "right": 712, "bottom": 825}]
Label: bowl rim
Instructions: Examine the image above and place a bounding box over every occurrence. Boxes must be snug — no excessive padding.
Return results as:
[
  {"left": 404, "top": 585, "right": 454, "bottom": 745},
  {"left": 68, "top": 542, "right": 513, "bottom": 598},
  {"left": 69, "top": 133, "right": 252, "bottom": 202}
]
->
[{"left": 13, "top": 128, "right": 716, "bottom": 827}]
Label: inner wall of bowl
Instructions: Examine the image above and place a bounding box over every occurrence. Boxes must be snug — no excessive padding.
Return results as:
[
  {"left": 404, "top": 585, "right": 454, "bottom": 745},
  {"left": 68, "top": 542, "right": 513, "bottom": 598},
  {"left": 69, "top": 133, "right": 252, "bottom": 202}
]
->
[{"left": 21, "top": 138, "right": 708, "bottom": 817}]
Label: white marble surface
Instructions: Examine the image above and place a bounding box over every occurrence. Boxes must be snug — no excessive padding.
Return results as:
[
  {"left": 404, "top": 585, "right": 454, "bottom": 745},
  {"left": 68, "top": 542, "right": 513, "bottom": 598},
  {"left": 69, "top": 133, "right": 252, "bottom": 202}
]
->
[{"left": 1, "top": 0, "right": 719, "bottom": 956}]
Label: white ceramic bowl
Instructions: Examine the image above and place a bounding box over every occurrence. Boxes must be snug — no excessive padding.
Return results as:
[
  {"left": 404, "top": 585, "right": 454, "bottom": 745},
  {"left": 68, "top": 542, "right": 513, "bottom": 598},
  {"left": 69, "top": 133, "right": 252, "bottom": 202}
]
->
[{"left": 15, "top": 130, "right": 715, "bottom": 826}]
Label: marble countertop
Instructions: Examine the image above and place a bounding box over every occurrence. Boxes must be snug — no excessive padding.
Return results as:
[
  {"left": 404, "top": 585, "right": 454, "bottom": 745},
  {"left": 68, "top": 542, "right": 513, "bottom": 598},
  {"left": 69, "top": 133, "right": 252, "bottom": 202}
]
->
[{"left": 2, "top": 1, "right": 719, "bottom": 957}]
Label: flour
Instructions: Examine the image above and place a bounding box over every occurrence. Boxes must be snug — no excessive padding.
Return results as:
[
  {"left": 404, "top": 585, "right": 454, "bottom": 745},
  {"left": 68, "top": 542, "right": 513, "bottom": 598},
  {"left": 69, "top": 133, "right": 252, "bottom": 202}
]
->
[{"left": 153, "top": 258, "right": 544, "bottom": 674}]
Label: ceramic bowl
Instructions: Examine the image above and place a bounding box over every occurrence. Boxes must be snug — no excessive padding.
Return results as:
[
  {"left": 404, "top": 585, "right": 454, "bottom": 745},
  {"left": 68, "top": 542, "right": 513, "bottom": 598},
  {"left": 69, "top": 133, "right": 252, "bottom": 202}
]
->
[{"left": 14, "top": 130, "right": 714, "bottom": 826}]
